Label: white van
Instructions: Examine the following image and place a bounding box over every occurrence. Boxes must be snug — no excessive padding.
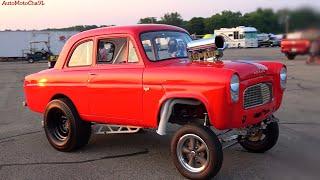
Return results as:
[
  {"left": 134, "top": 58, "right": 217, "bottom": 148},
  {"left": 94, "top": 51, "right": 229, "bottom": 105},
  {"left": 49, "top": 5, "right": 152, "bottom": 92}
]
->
[{"left": 214, "top": 26, "right": 258, "bottom": 48}]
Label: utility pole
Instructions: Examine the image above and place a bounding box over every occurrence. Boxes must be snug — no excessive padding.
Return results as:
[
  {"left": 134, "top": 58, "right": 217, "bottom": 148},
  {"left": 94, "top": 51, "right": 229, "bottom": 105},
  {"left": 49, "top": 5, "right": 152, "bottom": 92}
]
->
[{"left": 285, "top": 15, "right": 290, "bottom": 34}]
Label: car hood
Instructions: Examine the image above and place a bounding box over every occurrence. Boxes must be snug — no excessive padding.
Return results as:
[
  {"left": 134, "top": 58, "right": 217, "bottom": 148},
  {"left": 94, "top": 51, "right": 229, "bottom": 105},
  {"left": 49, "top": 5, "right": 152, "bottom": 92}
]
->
[{"left": 165, "top": 59, "right": 269, "bottom": 80}]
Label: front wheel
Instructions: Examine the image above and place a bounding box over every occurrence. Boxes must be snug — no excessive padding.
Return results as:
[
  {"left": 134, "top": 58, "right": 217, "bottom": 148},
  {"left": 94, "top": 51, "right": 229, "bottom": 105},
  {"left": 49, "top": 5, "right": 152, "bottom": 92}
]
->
[
  {"left": 171, "top": 124, "right": 223, "bottom": 179},
  {"left": 238, "top": 121, "right": 279, "bottom": 153}
]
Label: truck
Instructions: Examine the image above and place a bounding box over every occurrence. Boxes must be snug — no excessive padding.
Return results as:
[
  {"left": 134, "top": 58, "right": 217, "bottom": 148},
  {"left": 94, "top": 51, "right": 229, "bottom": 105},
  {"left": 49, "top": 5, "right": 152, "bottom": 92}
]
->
[
  {"left": 257, "top": 33, "right": 281, "bottom": 47},
  {"left": 281, "top": 30, "right": 320, "bottom": 60},
  {"left": 0, "top": 31, "right": 78, "bottom": 60},
  {"left": 214, "top": 26, "right": 258, "bottom": 48},
  {"left": 23, "top": 24, "right": 286, "bottom": 179}
]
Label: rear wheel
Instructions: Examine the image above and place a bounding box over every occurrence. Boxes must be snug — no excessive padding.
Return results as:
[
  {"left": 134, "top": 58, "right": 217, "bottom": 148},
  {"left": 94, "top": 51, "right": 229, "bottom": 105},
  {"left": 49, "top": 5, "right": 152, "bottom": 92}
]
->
[
  {"left": 286, "top": 53, "right": 296, "bottom": 60},
  {"left": 171, "top": 124, "right": 223, "bottom": 179},
  {"left": 238, "top": 121, "right": 279, "bottom": 153},
  {"left": 44, "top": 98, "right": 91, "bottom": 152}
]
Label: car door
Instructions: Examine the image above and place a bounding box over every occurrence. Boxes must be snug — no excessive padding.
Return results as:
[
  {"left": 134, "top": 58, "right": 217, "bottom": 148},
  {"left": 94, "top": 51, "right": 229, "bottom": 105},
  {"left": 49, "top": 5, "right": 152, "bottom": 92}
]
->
[
  {"left": 87, "top": 35, "right": 144, "bottom": 126},
  {"left": 58, "top": 39, "right": 94, "bottom": 117}
]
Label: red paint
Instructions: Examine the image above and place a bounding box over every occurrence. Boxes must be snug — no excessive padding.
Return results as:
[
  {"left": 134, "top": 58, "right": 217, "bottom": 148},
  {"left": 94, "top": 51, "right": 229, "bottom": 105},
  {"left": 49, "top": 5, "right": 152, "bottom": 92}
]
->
[
  {"left": 281, "top": 39, "right": 310, "bottom": 55},
  {"left": 24, "top": 24, "right": 285, "bottom": 130}
]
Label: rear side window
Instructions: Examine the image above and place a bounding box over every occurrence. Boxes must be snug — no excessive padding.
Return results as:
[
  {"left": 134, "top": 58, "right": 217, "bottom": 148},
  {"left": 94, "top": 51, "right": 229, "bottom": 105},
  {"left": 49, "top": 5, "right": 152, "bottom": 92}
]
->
[{"left": 68, "top": 41, "right": 93, "bottom": 67}]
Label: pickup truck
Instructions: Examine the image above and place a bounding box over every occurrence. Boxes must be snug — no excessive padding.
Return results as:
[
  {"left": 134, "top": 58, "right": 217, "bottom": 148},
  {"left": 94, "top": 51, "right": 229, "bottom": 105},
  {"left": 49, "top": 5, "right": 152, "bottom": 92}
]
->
[
  {"left": 281, "top": 38, "right": 310, "bottom": 60},
  {"left": 281, "top": 30, "right": 320, "bottom": 60},
  {"left": 24, "top": 24, "right": 286, "bottom": 179}
]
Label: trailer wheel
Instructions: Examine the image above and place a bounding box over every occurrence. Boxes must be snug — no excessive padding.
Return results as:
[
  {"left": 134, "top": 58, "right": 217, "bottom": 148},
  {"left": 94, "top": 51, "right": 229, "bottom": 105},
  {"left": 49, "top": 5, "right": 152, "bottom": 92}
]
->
[
  {"left": 44, "top": 98, "right": 91, "bottom": 152},
  {"left": 171, "top": 124, "right": 223, "bottom": 179},
  {"left": 28, "top": 58, "right": 34, "bottom": 63},
  {"left": 239, "top": 121, "right": 279, "bottom": 153},
  {"left": 286, "top": 53, "right": 296, "bottom": 60}
]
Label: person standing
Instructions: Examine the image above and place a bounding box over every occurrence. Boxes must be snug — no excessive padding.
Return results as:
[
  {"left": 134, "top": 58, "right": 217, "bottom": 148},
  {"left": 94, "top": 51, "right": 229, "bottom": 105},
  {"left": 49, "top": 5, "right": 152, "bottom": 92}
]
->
[{"left": 307, "top": 39, "right": 320, "bottom": 64}]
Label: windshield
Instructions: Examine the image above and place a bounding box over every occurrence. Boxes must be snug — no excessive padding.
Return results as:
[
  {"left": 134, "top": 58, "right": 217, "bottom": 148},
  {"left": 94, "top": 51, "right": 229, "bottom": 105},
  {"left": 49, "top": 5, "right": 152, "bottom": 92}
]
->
[
  {"left": 244, "top": 32, "right": 257, "bottom": 39},
  {"left": 140, "top": 31, "right": 192, "bottom": 61}
]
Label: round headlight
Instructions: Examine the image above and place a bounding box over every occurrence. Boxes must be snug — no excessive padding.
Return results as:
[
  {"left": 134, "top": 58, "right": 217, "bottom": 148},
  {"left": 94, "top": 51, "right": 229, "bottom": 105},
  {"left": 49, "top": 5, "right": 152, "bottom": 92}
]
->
[
  {"left": 230, "top": 74, "right": 239, "bottom": 92},
  {"left": 280, "top": 67, "right": 287, "bottom": 89},
  {"left": 230, "top": 74, "right": 239, "bottom": 102}
]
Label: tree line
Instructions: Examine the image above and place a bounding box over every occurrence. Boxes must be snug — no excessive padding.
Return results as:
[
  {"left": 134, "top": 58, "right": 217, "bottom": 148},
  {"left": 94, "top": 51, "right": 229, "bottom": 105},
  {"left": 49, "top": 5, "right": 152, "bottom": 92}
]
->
[
  {"left": 138, "top": 7, "right": 320, "bottom": 35},
  {"left": 6, "top": 7, "right": 318, "bottom": 35}
]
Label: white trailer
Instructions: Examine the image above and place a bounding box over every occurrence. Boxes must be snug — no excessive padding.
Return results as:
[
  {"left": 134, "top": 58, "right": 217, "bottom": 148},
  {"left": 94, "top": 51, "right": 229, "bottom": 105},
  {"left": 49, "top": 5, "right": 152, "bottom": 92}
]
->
[
  {"left": 214, "top": 26, "right": 258, "bottom": 48},
  {"left": 0, "top": 31, "right": 78, "bottom": 58}
]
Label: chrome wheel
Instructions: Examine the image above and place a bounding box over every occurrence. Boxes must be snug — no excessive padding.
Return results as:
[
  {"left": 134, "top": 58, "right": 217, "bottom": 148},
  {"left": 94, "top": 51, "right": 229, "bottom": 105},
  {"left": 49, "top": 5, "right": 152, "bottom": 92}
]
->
[{"left": 177, "top": 134, "right": 209, "bottom": 173}]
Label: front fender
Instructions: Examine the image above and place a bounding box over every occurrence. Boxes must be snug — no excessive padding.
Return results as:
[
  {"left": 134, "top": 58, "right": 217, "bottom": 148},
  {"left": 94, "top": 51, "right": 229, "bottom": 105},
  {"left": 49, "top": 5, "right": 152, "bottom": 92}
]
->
[{"left": 158, "top": 91, "right": 212, "bottom": 123}]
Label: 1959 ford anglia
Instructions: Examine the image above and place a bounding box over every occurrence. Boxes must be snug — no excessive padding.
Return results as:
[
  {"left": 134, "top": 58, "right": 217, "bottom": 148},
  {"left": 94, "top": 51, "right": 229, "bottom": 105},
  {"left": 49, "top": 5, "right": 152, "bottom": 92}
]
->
[{"left": 24, "top": 24, "right": 286, "bottom": 179}]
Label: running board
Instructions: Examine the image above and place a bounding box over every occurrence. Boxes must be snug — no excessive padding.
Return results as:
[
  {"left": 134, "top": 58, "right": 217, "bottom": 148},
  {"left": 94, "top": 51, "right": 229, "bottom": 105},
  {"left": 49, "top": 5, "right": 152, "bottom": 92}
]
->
[{"left": 93, "top": 124, "right": 141, "bottom": 135}]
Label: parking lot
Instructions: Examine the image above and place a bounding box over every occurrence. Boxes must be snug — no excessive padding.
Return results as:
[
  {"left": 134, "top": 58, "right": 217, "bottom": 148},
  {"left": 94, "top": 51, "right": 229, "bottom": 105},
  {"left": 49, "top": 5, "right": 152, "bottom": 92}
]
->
[{"left": 0, "top": 47, "right": 319, "bottom": 180}]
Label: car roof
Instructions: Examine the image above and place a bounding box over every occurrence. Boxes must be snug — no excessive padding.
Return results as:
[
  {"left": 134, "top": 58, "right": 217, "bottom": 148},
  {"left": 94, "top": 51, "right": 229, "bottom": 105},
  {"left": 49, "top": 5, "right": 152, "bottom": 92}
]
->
[
  {"left": 70, "top": 24, "right": 189, "bottom": 41},
  {"left": 54, "top": 24, "right": 189, "bottom": 69}
]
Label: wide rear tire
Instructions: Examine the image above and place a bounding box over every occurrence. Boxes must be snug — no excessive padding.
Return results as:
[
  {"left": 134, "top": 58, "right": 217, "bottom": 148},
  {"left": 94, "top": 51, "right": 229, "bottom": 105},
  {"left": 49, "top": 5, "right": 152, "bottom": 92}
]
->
[
  {"left": 171, "top": 124, "right": 223, "bottom": 179},
  {"left": 44, "top": 98, "right": 91, "bottom": 152}
]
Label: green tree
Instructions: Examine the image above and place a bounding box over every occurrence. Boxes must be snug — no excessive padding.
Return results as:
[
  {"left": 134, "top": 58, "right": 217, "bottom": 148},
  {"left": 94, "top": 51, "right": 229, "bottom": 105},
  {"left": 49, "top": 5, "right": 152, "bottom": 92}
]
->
[
  {"left": 242, "top": 8, "right": 280, "bottom": 33},
  {"left": 288, "top": 7, "right": 320, "bottom": 31},
  {"left": 138, "top": 17, "right": 158, "bottom": 24},
  {"left": 204, "top": 11, "right": 243, "bottom": 33},
  {"left": 159, "top": 12, "right": 184, "bottom": 27},
  {"left": 186, "top": 17, "right": 205, "bottom": 35}
]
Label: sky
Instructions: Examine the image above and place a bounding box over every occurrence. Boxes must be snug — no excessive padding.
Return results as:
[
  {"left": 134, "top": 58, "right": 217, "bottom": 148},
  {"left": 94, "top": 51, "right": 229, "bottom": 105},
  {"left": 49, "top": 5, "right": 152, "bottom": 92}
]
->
[{"left": 0, "top": 0, "right": 319, "bottom": 30}]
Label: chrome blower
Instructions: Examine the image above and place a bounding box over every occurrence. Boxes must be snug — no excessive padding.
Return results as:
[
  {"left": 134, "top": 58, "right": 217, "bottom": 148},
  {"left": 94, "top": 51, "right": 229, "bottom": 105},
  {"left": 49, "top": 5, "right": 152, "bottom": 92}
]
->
[{"left": 187, "top": 36, "right": 227, "bottom": 62}]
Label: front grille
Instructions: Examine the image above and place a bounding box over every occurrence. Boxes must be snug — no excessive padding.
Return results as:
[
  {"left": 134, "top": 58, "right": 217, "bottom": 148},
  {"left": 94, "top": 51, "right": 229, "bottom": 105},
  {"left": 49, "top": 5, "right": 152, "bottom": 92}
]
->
[{"left": 244, "top": 83, "right": 272, "bottom": 109}]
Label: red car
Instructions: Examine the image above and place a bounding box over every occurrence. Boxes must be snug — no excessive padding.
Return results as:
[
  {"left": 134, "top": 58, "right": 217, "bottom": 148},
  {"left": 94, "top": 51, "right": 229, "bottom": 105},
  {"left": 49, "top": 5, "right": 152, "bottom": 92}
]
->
[
  {"left": 281, "top": 30, "right": 320, "bottom": 60},
  {"left": 24, "top": 24, "right": 286, "bottom": 179},
  {"left": 281, "top": 38, "right": 310, "bottom": 60}
]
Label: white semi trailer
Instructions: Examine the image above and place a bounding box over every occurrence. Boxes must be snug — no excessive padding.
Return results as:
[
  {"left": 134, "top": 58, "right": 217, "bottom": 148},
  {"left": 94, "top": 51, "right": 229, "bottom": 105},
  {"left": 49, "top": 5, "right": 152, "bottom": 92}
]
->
[
  {"left": 0, "top": 31, "right": 78, "bottom": 58},
  {"left": 214, "top": 26, "right": 258, "bottom": 48}
]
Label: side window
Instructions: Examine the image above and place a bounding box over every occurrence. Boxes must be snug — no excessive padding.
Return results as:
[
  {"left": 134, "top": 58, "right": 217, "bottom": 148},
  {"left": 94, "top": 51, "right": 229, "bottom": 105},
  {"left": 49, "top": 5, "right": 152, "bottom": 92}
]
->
[
  {"left": 68, "top": 41, "right": 93, "bottom": 67},
  {"left": 97, "top": 38, "right": 128, "bottom": 64},
  {"left": 97, "top": 41, "right": 115, "bottom": 63},
  {"left": 233, "top": 31, "right": 239, "bottom": 39},
  {"left": 128, "top": 40, "right": 139, "bottom": 63}
]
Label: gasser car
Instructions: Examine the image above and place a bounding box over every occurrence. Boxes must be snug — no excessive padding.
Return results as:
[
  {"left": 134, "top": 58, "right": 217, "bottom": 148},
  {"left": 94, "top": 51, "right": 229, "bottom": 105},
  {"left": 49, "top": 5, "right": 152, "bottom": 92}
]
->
[{"left": 24, "top": 24, "right": 286, "bottom": 179}]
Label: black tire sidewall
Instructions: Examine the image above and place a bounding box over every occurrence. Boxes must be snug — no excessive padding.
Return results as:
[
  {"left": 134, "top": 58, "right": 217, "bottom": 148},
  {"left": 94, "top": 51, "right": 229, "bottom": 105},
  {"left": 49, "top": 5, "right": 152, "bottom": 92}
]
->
[
  {"left": 286, "top": 53, "right": 296, "bottom": 60},
  {"left": 171, "top": 124, "right": 223, "bottom": 179},
  {"left": 44, "top": 99, "right": 90, "bottom": 152},
  {"left": 239, "top": 122, "right": 279, "bottom": 153}
]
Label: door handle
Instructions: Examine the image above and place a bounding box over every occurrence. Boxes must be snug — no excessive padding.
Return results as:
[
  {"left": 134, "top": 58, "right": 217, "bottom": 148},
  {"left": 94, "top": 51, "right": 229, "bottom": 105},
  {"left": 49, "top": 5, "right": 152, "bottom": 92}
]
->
[
  {"left": 143, "top": 87, "right": 150, "bottom": 91},
  {"left": 88, "top": 73, "right": 97, "bottom": 83}
]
